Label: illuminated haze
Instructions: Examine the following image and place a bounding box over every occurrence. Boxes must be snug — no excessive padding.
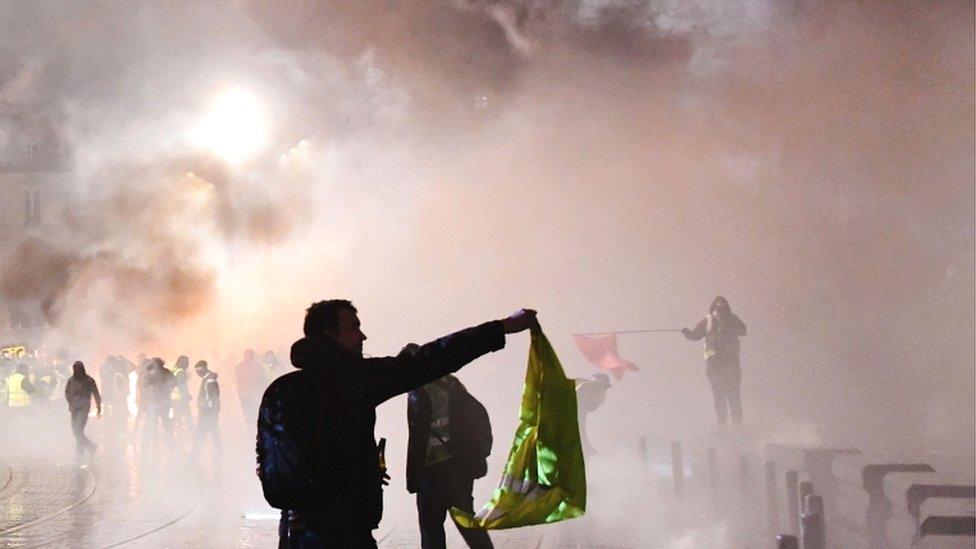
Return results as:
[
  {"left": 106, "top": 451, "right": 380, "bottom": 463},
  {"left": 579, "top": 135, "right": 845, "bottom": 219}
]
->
[{"left": 1, "top": 0, "right": 972, "bottom": 464}]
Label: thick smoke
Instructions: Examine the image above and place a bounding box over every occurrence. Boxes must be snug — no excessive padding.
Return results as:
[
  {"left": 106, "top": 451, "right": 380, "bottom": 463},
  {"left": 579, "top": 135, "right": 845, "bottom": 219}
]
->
[{"left": 0, "top": 0, "right": 972, "bottom": 461}]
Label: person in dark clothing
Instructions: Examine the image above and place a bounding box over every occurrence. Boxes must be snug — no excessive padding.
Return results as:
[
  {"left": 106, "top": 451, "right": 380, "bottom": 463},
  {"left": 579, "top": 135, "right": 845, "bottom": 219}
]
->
[
  {"left": 257, "top": 299, "right": 537, "bottom": 549},
  {"left": 682, "top": 296, "right": 747, "bottom": 429},
  {"left": 407, "top": 373, "right": 494, "bottom": 549},
  {"left": 191, "top": 360, "right": 221, "bottom": 457},
  {"left": 575, "top": 373, "right": 611, "bottom": 454},
  {"left": 236, "top": 349, "right": 261, "bottom": 431},
  {"left": 141, "top": 358, "right": 175, "bottom": 454},
  {"left": 171, "top": 355, "right": 193, "bottom": 433},
  {"left": 64, "top": 361, "right": 102, "bottom": 461},
  {"left": 99, "top": 356, "right": 116, "bottom": 416}
]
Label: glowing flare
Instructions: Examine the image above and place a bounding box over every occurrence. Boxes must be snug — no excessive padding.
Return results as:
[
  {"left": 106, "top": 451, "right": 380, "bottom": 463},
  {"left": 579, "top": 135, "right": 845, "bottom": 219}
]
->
[{"left": 189, "top": 86, "right": 268, "bottom": 164}]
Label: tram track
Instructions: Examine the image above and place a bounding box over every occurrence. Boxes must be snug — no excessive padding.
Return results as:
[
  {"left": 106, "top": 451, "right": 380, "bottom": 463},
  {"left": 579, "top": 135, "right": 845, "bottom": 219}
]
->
[
  {"left": 0, "top": 465, "right": 97, "bottom": 537},
  {"left": 0, "top": 464, "right": 13, "bottom": 493},
  {"left": 99, "top": 505, "right": 197, "bottom": 548}
]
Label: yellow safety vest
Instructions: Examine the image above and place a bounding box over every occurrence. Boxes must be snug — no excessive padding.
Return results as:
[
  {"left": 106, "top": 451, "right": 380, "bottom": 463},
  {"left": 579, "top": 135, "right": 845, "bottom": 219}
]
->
[
  {"left": 6, "top": 372, "right": 30, "bottom": 408},
  {"left": 171, "top": 368, "right": 187, "bottom": 401}
]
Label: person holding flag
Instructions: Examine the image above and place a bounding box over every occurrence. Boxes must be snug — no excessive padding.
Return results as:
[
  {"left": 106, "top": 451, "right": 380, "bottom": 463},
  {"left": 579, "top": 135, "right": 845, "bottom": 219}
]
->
[
  {"left": 682, "top": 296, "right": 747, "bottom": 430},
  {"left": 257, "top": 300, "right": 538, "bottom": 548}
]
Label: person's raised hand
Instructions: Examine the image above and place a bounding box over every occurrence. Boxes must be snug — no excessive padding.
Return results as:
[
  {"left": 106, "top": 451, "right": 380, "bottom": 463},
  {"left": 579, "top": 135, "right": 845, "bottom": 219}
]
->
[
  {"left": 501, "top": 309, "right": 539, "bottom": 334},
  {"left": 398, "top": 343, "right": 421, "bottom": 357}
]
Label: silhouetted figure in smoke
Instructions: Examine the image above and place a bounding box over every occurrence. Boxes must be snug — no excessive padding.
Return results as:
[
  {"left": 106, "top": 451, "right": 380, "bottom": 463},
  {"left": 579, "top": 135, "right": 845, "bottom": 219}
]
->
[
  {"left": 191, "top": 360, "right": 221, "bottom": 458},
  {"left": 141, "top": 358, "right": 176, "bottom": 454},
  {"left": 261, "top": 350, "right": 282, "bottom": 385},
  {"left": 407, "top": 370, "right": 494, "bottom": 549},
  {"left": 0, "top": 361, "right": 10, "bottom": 411},
  {"left": 6, "top": 362, "right": 35, "bottom": 412},
  {"left": 99, "top": 356, "right": 129, "bottom": 428},
  {"left": 99, "top": 356, "right": 116, "bottom": 413},
  {"left": 575, "top": 373, "right": 611, "bottom": 454},
  {"left": 235, "top": 349, "right": 261, "bottom": 430},
  {"left": 64, "top": 361, "right": 101, "bottom": 462},
  {"left": 257, "top": 299, "right": 536, "bottom": 548},
  {"left": 133, "top": 356, "right": 149, "bottom": 433},
  {"left": 31, "top": 362, "right": 59, "bottom": 409},
  {"left": 682, "top": 296, "right": 747, "bottom": 430},
  {"left": 112, "top": 356, "right": 133, "bottom": 429},
  {"left": 170, "top": 355, "right": 193, "bottom": 433}
]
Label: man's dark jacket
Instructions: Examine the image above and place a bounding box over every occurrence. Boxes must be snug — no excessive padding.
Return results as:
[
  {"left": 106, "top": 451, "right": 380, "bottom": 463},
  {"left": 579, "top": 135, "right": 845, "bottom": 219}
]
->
[{"left": 256, "top": 321, "right": 505, "bottom": 535}]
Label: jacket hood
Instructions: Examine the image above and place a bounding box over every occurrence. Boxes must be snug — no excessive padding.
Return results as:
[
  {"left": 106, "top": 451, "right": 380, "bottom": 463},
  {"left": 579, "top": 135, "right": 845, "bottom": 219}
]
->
[
  {"left": 290, "top": 336, "right": 360, "bottom": 373},
  {"left": 709, "top": 296, "right": 730, "bottom": 315}
]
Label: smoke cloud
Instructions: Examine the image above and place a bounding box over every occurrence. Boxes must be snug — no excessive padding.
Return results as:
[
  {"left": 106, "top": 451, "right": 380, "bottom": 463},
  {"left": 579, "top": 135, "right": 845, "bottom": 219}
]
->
[{"left": 0, "top": 0, "right": 972, "bottom": 462}]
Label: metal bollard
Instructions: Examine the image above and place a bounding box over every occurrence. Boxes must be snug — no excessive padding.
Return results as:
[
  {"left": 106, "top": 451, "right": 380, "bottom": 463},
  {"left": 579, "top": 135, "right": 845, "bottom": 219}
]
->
[
  {"left": 801, "top": 448, "right": 860, "bottom": 491},
  {"left": 776, "top": 534, "right": 799, "bottom": 549},
  {"left": 765, "top": 461, "right": 780, "bottom": 532},
  {"left": 738, "top": 454, "right": 752, "bottom": 491},
  {"left": 801, "top": 494, "right": 825, "bottom": 549},
  {"left": 862, "top": 463, "right": 935, "bottom": 548},
  {"left": 806, "top": 494, "right": 825, "bottom": 546},
  {"left": 707, "top": 447, "right": 718, "bottom": 489},
  {"left": 786, "top": 470, "right": 800, "bottom": 535},
  {"left": 638, "top": 437, "right": 649, "bottom": 478},
  {"left": 798, "top": 480, "right": 814, "bottom": 513},
  {"left": 670, "top": 441, "right": 684, "bottom": 497},
  {"left": 906, "top": 484, "right": 975, "bottom": 524},
  {"left": 707, "top": 447, "right": 719, "bottom": 512}
]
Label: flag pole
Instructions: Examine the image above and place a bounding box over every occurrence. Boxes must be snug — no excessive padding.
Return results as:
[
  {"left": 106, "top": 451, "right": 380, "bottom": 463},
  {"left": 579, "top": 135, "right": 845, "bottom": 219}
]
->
[{"left": 573, "top": 329, "right": 683, "bottom": 336}]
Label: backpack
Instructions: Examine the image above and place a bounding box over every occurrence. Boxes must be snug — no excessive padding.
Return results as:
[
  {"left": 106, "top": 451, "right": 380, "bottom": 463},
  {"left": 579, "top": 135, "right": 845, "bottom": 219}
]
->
[
  {"left": 446, "top": 379, "right": 492, "bottom": 479},
  {"left": 256, "top": 374, "right": 329, "bottom": 510}
]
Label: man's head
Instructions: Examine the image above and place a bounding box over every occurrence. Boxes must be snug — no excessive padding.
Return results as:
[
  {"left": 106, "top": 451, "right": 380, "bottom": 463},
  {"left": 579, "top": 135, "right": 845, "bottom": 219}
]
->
[
  {"left": 590, "top": 373, "right": 611, "bottom": 388},
  {"left": 175, "top": 355, "right": 189, "bottom": 370},
  {"left": 303, "top": 299, "right": 367, "bottom": 356},
  {"left": 710, "top": 295, "right": 731, "bottom": 317},
  {"left": 73, "top": 360, "right": 85, "bottom": 377},
  {"left": 194, "top": 360, "right": 209, "bottom": 377}
]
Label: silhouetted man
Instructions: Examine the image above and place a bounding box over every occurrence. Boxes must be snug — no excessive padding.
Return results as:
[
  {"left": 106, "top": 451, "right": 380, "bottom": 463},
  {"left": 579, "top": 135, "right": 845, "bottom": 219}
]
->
[
  {"left": 235, "top": 349, "right": 261, "bottom": 430},
  {"left": 64, "top": 361, "right": 101, "bottom": 461},
  {"left": 575, "top": 373, "right": 610, "bottom": 454},
  {"left": 257, "top": 299, "right": 537, "bottom": 548},
  {"left": 407, "top": 373, "right": 494, "bottom": 549},
  {"left": 191, "top": 360, "right": 221, "bottom": 457},
  {"left": 682, "top": 296, "right": 747, "bottom": 430},
  {"left": 171, "top": 355, "right": 193, "bottom": 432},
  {"left": 141, "top": 358, "right": 175, "bottom": 453}
]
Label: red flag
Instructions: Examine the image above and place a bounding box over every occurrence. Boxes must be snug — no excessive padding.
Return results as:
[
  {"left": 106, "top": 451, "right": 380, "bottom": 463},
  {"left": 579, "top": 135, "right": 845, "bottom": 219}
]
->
[{"left": 573, "top": 334, "right": 639, "bottom": 380}]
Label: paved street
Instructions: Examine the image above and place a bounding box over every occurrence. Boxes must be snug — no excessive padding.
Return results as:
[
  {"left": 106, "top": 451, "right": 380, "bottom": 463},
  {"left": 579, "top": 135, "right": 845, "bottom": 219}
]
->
[{"left": 0, "top": 411, "right": 644, "bottom": 548}]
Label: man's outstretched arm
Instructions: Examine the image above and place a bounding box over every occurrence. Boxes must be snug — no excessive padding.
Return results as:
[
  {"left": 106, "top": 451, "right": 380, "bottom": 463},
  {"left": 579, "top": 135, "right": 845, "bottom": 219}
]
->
[
  {"left": 682, "top": 318, "right": 707, "bottom": 341},
  {"left": 366, "top": 309, "right": 538, "bottom": 404}
]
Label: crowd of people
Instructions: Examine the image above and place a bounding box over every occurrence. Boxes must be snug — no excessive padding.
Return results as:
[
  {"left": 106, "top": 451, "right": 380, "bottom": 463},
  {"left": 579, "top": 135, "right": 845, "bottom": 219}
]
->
[
  {"left": 0, "top": 348, "right": 287, "bottom": 462},
  {"left": 0, "top": 295, "right": 747, "bottom": 548}
]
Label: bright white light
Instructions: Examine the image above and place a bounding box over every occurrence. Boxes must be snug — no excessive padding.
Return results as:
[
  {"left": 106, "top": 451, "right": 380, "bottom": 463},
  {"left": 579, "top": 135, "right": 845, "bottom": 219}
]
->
[
  {"left": 189, "top": 86, "right": 268, "bottom": 164},
  {"left": 243, "top": 512, "right": 280, "bottom": 521}
]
